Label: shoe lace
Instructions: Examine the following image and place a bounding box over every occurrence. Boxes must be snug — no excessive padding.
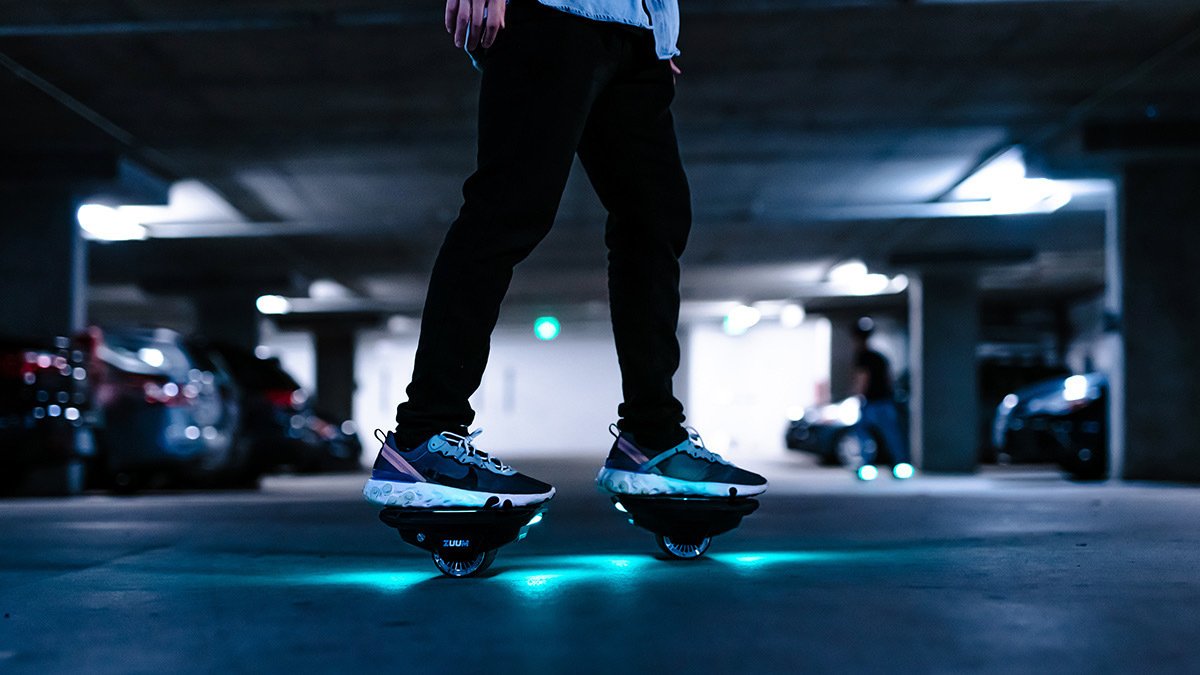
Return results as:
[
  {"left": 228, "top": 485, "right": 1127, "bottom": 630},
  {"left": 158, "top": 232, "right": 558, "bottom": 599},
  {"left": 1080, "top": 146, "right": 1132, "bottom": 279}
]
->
[
  {"left": 438, "top": 429, "right": 512, "bottom": 473},
  {"left": 682, "top": 427, "right": 732, "bottom": 465}
]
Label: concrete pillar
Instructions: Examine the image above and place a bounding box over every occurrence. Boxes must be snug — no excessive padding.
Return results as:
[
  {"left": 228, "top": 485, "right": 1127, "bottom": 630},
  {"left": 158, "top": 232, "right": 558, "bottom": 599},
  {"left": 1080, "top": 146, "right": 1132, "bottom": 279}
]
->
[
  {"left": 908, "top": 272, "right": 979, "bottom": 473},
  {"left": 314, "top": 330, "right": 356, "bottom": 422},
  {"left": 1116, "top": 162, "right": 1200, "bottom": 481},
  {"left": 0, "top": 187, "right": 86, "bottom": 340},
  {"left": 827, "top": 313, "right": 860, "bottom": 402},
  {"left": 193, "top": 290, "right": 260, "bottom": 350}
]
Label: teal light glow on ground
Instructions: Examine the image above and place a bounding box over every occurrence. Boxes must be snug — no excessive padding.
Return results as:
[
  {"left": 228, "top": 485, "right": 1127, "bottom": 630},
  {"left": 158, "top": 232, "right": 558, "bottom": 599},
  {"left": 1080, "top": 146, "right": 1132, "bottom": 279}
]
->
[
  {"left": 283, "top": 550, "right": 876, "bottom": 597},
  {"left": 291, "top": 570, "right": 429, "bottom": 593},
  {"left": 503, "top": 554, "right": 654, "bottom": 598},
  {"left": 709, "top": 551, "right": 858, "bottom": 570}
]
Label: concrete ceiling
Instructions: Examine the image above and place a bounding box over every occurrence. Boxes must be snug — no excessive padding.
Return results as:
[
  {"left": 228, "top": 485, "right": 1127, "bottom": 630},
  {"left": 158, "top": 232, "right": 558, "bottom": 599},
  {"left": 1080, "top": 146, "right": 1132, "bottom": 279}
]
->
[{"left": 3, "top": 0, "right": 1197, "bottom": 316}]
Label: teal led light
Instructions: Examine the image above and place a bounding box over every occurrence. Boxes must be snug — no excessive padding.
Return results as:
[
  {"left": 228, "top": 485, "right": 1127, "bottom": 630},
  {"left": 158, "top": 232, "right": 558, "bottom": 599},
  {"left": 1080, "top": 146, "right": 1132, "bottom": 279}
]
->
[
  {"left": 296, "top": 570, "right": 428, "bottom": 593},
  {"left": 857, "top": 465, "right": 879, "bottom": 481},
  {"left": 533, "top": 316, "right": 561, "bottom": 341},
  {"left": 893, "top": 463, "right": 915, "bottom": 480}
]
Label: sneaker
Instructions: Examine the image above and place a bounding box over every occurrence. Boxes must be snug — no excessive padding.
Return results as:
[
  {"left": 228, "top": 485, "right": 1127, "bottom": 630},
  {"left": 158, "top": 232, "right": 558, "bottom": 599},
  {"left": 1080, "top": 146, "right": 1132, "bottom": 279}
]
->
[
  {"left": 596, "top": 426, "right": 768, "bottom": 498},
  {"left": 856, "top": 464, "right": 879, "bottom": 481},
  {"left": 363, "top": 429, "right": 555, "bottom": 508}
]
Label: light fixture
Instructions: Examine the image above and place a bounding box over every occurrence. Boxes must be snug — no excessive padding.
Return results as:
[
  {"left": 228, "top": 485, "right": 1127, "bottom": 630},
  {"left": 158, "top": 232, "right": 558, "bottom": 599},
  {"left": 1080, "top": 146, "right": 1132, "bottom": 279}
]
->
[
  {"left": 828, "top": 260, "right": 868, "bottom": 283},
  {"left": 534, "top": 316, "right": 561, "bottom": 341},
  {"left": 256, "top": 295, "right": 292, "bottom": 315},
  {"left": 387, "top": 315, "right": 418, "bottom": 334},
  {"left": 722, "top": 305, "right": 761, "bottom": 336},
  {"left": 949, "top": 147, "right": 1072, "bottom": 215},
  {"left": 308, "top": 279, "right": 353, "bottom": 300},
  {"left": 851, "top": 274, "right": 892, "bottom": 296},
  {"left": 77, "top": 204, "right": 148, "bottom": 241},
  {"left": 780, "top": 303, "right": 806, "bottom": 328}
]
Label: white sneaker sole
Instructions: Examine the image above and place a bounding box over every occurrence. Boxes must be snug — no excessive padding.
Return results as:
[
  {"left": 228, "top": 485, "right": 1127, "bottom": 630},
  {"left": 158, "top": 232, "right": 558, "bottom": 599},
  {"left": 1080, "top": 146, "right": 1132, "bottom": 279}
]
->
[
  {"left": 595, "top": 468, "right": 767, "bottom": 498},
  {"left": 363, "top": 479, "right": 555, "bottom": 508}
]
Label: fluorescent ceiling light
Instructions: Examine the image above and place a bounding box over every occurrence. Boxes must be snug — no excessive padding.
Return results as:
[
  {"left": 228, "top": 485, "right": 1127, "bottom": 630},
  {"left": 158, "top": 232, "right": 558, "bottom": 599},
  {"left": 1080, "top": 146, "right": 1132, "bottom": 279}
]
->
[
  {"left": 77, "top": 204, "right": 148, "bottom": 241},
  {"left": 948, "top": 147, "right": 1072, "bottom": 215},
  {"left": 851, "top": 274, "right": 892, "bottom": 296},
  {"left": 723, "top": 305, "right": 761, "bottom": 336},
  {"left": 780, "top": 303, "right": 806, "bottom": 328},
  {"left": 828, "top": 260, "right": 868, "bottom": 283},
  {"left": 308, "top": 279, "right": 354, "bottom": 300},
  {"left": 119, "top": 180, "right": 246, "bottom": 228},
  {"left": 256, "top": 295, "right": 292, "bottom": 315}
]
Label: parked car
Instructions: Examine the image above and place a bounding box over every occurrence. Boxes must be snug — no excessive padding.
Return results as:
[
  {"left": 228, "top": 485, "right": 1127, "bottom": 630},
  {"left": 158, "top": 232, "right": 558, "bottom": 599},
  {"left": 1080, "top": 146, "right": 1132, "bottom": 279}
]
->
[
  {"left": 0, "top": 335, "right": 95, "bottom": 495},
  {"left": 978, "top": 359, "right": 1071, "bottom": 462},
  {"left": 190, "top": 341, "right": 362, "bottom": 476},
  {"left": 86, "top": 327, "right": 240, "bottom": 491},
  {"left": 786, "top": 397, "right": 883, "bottom": 467},
  {"left": 993, "top": 373, "right": 1108, "bottom": 480}
]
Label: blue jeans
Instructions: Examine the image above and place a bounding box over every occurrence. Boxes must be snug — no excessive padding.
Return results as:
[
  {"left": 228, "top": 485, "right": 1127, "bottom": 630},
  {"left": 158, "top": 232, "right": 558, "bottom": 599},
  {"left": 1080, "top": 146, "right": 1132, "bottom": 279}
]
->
[{"left": 857, "top": 400, "right": 909, "bottom": 466}]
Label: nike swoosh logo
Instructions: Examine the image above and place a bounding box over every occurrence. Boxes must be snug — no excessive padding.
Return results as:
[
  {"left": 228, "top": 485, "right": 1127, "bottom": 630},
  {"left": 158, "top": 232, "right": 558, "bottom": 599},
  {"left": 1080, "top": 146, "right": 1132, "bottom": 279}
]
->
[{"left": 425, "top": 466, "right": 479, "bottom": 491}]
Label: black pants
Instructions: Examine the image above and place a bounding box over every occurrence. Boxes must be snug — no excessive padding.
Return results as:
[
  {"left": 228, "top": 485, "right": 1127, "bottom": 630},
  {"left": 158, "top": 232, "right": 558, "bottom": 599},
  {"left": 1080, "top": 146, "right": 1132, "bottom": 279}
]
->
[{"left": 396, "top": 0, "right": 691, "bottom": 450}]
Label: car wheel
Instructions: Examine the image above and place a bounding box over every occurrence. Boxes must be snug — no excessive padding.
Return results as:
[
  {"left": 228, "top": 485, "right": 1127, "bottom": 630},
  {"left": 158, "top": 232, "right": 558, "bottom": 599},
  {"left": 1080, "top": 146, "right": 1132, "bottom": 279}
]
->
[
  {"left": 1062, "top": 444, "right": 1107, "bottom": 481},
  {"left": 837, "top": 431, "right": 864, "bottom": 469}
]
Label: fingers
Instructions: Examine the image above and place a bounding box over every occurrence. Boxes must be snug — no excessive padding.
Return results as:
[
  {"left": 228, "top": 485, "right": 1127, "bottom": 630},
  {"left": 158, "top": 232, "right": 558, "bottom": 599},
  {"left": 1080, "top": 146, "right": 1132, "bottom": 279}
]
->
[
  {"left": 482, "top": 0, "right": 505, "bottom": 48},
  {"left": 454, "top": 0, "right": 471, "bottom": 48},
  {"left": 467, "top": 0, "right": 486, "bottom": 50},
  {"left": 445, "top": 0, "right": 458, "bottom": 33}
]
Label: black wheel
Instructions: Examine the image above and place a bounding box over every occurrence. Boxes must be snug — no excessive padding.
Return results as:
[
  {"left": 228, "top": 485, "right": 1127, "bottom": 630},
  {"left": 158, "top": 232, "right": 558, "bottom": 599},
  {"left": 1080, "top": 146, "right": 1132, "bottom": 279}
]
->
[
  {"left": 655, "top": 534, "right": 711, "bottom": 559},
  {"left": 432, "top": 549, "right": 497, "bottom": 578}
]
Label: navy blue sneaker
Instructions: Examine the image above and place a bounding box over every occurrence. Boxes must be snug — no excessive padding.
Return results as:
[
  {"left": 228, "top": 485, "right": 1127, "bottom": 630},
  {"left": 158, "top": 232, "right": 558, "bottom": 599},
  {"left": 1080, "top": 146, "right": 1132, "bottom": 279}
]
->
[
  {"left": 596, "top": 426, "right": 768, "bottom": 498},
  {"left": 363, "top": 429, "right": 555, "bottom": 508}
]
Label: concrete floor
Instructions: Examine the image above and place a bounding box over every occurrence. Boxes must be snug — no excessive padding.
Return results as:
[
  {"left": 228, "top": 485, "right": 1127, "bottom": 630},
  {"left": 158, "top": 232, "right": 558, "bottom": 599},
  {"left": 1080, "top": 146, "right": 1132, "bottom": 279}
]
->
[{"left": 2, "top": 458, "right": 1199, "bottom": 674}]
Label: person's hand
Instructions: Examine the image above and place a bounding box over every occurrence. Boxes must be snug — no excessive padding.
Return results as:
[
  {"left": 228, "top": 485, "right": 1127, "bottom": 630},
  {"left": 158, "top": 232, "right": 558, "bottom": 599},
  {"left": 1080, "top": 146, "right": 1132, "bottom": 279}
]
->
[{"left": 446, "top": 0, "right": 506, "bottom": 50}]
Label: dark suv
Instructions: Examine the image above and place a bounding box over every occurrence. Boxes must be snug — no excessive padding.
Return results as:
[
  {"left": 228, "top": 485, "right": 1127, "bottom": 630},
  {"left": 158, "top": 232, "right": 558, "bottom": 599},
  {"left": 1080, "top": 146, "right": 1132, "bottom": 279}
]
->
[{"left": 993, "top": 373, "right": 1108, "bottom": 480}]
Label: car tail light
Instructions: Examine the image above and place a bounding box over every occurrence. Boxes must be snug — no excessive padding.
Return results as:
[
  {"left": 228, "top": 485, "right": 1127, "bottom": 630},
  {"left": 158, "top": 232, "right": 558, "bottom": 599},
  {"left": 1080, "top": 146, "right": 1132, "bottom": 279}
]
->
[
  {"left": 265, "top": 388, "right": 304, "bottom": 409},
  {"left": 2, "top": 350, "right": 69, "bottom": 383},
  {"left": 124, "top": 373, "right": 188, "bottom": 406},
  {"left": 311, "top": 418, "right": 337, "bottom": 440}
]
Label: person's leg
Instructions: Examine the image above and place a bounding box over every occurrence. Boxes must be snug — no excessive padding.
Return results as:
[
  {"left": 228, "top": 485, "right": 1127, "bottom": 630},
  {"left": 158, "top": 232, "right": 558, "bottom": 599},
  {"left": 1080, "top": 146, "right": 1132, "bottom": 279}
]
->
[
  {"left": 582, "top": 39, "right": 769, "bottom": 497},
  {"left": 576, "top": 33, "right": 691, "bottom": 451},
  {"left": 856, "top": 403, "right": 881, "bottom": 467},
  {"left": 394, "top": 1, "right": 619, "bottom": 448},
  {"left": 875, "top": 400, "right": 910, "bottom": 465}
]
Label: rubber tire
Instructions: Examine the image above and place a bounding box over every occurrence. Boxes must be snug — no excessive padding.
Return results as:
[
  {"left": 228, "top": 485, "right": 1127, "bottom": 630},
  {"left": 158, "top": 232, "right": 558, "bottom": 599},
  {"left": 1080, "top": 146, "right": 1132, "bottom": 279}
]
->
[
  {"left": 432, "top": 549, "right": 498, "bottom": 578},
  {"left": 655, "top": 534, "right": 711, "bottom": 560}
]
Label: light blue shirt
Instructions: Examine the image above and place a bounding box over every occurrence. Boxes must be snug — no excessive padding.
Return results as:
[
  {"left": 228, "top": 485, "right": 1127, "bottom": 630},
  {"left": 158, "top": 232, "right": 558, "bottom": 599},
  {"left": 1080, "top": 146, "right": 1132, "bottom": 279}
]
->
[{"left": 537, "top": 0, "right": 679, "bottom": 59}]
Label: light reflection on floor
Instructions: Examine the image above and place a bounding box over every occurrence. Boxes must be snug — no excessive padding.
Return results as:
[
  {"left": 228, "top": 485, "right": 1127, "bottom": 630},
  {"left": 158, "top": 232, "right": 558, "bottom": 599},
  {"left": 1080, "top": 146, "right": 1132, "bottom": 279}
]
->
[{"left": 85, "top": 548, "right": 884, "bottom": 597}]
